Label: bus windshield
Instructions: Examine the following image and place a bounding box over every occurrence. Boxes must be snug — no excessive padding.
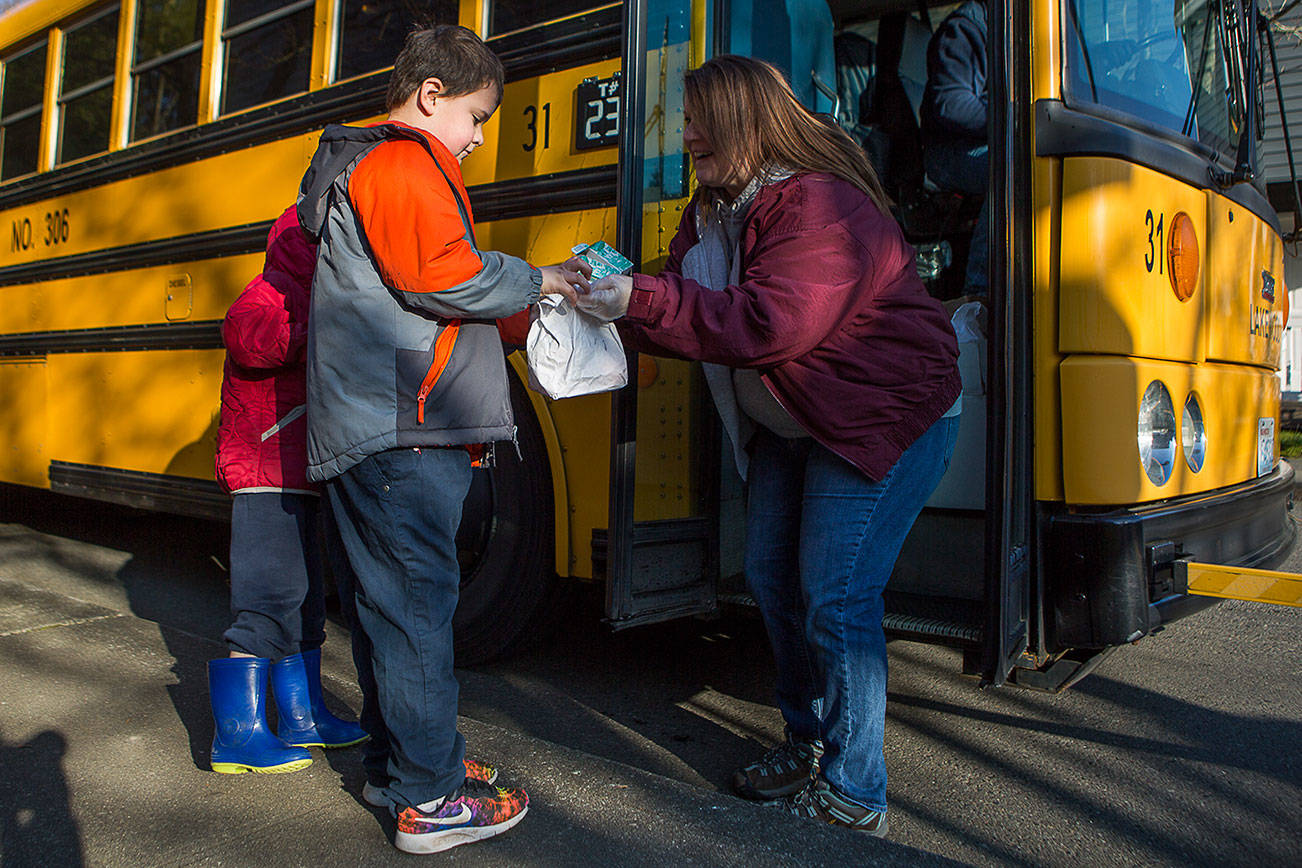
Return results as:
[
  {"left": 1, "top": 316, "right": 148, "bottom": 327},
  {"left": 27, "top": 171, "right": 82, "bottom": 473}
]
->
[{"left": 1064, "top": 0, "right": 1251, "bottom": 158}]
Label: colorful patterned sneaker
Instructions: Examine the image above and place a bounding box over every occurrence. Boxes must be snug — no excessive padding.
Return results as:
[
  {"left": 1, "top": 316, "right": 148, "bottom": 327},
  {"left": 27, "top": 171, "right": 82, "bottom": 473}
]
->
[
  {"left": 785, "top": 777, "right": 888, "bottom": 837},
  {"left": 393, "top": 778, "right": 528, "bottom": 854},
  {"left": 362, "top": 759, "right": 499, "bottom": 808},
  {"left": 731, "top": 730, "right": 824, "bottom": 800}
]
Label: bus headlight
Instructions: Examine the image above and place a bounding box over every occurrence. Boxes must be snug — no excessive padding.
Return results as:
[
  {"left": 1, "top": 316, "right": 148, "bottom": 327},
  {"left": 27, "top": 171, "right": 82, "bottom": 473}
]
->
[
  {"left": 1182, "top": 392, "right": 1206, "bottom": 472},
  {"left": 1138, "top": 380, "right": 1177, "bottom": 485}
]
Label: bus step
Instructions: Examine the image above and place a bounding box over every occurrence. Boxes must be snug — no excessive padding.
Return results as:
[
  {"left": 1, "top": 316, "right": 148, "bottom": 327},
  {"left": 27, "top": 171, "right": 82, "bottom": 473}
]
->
[
  {"left": 719, "top": 595, "right": 983, "bottom": 645},
  {"left": 1177, "top": 561, "right": 1302, "bottom": 607},
  {"left": 882, "top": 613, "right": 983, "bottom": 645}
]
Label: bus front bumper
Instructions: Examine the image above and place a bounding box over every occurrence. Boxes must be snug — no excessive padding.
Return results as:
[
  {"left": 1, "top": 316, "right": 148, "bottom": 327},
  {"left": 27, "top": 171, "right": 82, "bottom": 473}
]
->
[{"left": 1044, "top": 462, "right": 1296, "bottom": 650}]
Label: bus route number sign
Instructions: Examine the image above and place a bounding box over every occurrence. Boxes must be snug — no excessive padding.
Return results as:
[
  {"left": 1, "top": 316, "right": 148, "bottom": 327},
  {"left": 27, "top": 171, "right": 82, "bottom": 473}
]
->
[{"left": 575, "top": 74, "right": 621, "bottom": 151}]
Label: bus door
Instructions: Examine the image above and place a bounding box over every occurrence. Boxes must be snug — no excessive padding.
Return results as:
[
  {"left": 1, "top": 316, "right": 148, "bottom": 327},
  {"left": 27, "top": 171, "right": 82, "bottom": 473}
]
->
[
  {"left": 712, "top": 0, "right": 1034, "bottom": 685},
  {"left": 604, "top": 0, "right": 718, "bottom": 628},
  {"left": 603, "top": 0, "right": 847, "bottom": 627},
  {"left": 983, "top": 0, "right": 1032, "bottom": 686}
]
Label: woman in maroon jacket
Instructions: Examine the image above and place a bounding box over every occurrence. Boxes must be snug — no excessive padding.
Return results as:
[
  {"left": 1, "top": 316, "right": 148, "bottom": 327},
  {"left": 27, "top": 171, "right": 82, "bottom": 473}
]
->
[
  {"left": 209, "top": 206, "right": 366, "bottom": 774},
  {"left": 579, "top": 56, "right": 961, "bottom": 835}
]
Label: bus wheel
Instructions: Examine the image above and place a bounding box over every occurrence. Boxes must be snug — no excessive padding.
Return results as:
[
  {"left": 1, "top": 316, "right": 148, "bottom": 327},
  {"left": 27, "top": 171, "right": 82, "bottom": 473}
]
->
[{"left": 453, "top": 371, "right": 557, "bottom": 666}]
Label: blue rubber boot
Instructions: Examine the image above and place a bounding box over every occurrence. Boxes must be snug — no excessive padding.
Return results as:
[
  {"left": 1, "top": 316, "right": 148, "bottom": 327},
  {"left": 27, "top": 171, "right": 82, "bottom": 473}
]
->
[
  {"left": 208, "top": 657, "right": 313, "bottom": 774},
  {"left": 271, "top": 648, "right": 369, "bottom": 749}
]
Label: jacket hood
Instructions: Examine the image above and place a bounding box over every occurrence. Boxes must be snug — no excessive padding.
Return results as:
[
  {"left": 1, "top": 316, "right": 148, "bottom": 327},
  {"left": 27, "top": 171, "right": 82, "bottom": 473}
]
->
[
  {"left": 297, "top": 123, "right": 438, "bottom": 241},
  {"left": 264, "top": 205, "right": 317, "bottom": 287}
]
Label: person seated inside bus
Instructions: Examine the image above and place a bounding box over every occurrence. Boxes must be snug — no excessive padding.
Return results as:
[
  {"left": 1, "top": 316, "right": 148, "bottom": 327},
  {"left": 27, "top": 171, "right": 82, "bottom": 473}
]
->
[
  {"left": 294, "top": 24, "right": 589, "bottom": 856},
  {"left": 577, "top": 55, "right": 961, "bottom": 837},
  {"left": 920, "top": 0, "right": 988, "bottom": 297}
]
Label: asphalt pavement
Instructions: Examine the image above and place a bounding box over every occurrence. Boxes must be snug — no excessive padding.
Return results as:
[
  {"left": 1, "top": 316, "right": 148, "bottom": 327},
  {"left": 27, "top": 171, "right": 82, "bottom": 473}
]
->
[
  {"left": 0, "top": 487, "right": 944, "bottom": 867},
  {"left": 0, "top": 483, "right": 1299, "bottom": 867}
]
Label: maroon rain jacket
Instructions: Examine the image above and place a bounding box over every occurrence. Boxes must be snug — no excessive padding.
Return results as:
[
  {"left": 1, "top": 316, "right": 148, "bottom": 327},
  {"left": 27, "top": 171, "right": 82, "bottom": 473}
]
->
[
  {"left": 215, "top": 206, "right": 318, "bottom": 493},
  {"left": 622, "top": 172, "right": 961, "bottom": 480}
]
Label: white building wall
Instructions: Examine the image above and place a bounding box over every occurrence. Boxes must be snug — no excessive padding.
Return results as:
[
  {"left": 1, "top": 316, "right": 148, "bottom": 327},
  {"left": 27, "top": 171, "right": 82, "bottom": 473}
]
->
[{"left": 1262, "top": 3, "right": 1302, "bottom": 395}]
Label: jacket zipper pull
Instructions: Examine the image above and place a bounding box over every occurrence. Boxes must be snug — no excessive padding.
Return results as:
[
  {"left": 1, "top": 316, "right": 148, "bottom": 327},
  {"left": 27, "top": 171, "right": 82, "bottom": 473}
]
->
[{"left": 511, "top": 425, "right": 523, "bottom": 461}]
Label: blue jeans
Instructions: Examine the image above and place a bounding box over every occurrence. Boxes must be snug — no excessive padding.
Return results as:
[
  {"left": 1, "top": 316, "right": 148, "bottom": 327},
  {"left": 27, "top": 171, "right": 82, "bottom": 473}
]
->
[
  {"left": 744, "top": 416, "right": 959, "bottom": 811},
  {"left": 925, "top": 139, "right": 989, "bottom": 296},
  {"left": 224, "top": 492, "right": 326, "bottom": 660},
  {"left": 323, "top": 447, "right": 472, "bottom": 808}
]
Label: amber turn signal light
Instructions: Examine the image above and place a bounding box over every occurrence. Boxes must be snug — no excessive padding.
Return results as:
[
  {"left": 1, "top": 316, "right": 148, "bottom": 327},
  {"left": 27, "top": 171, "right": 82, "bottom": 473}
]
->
[{"left": 1167, "top": 211, "right": 1198, "bottom": 302}]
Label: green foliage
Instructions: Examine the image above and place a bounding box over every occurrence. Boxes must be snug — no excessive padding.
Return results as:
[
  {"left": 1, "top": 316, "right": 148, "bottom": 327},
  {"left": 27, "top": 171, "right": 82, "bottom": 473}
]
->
[{"left": 1280, "top": 429, "right": 1302, "bottom": 458}]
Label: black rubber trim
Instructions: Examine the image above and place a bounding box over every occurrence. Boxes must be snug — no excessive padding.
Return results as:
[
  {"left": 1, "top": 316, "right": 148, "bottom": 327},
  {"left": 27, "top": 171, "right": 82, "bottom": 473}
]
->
[
  {"left": 0, "top": 165, "right": 617, "bottom": 287},
  {"left": 1044, "top": 463, "right": 1296, "bottom": 650},
  {"left": 0, "top": 320, "right": 223, "bottom": 355},
  {"left": 490, "top": 6, "right": 621, "bottom": 83},
  {"left": 1035, "top": 99, "right": 1282, "bottom": 235},
  {"left": 0, "top": 222, "right": 273, "bottom": 288},
  {"left": 48, "top": 460, "right": 230, "bottom": 521},
  {"left": 0, "top": 11, "right": 622, "bottom": 214},
  {"left": 469, "top": 165, "right": 617, "bottom": 222}
]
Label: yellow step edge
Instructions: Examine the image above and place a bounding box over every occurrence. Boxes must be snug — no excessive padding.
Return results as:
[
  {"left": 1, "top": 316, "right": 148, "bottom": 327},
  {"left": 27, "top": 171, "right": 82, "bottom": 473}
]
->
[{"left": 1184, "top": 562, "right": 1302, "bottom": 608}]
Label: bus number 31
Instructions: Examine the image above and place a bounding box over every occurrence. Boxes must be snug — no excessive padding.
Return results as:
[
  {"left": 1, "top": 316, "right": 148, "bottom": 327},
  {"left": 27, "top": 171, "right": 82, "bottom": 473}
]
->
[
  {"left": 523, "top": 103, "right": 551, "bottom": 152},
  {"left": 10, "top": 209, "right": 70, "bottom": 252},
  {"left": 1144, "top": 208, "right": 1164, "bottom": 275}
]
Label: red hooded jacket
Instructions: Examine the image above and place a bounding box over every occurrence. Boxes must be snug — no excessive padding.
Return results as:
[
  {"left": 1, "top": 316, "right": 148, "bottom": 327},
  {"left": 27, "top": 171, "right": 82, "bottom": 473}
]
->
[{"left": 215, "top": 206, "right": 318, "bottom": 493}]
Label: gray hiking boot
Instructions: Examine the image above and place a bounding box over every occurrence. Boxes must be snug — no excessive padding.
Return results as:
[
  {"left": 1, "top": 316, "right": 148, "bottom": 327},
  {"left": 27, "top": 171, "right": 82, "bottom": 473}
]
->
[
  {"left": 731, "top": 730, "right": 823, "bottom": 800},
  {"left": 785, "top": 777, "right": 888, "bottom": 837}
]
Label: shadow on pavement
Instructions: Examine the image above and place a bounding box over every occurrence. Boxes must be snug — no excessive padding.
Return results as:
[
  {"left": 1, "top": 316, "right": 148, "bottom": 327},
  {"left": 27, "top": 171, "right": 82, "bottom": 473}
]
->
[{"left": 0, "top": 728, "right": 83, "bottom": 868}]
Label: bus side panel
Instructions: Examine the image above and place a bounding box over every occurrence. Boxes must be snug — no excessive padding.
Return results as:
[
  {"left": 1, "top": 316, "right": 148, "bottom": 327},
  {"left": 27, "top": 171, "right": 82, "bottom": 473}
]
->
[
  {"left": 463, "top": 59, "right": 621, "bottom": 187},
  {"left": 1033, "top": 152, "right": 1064, "bottom": 503},
  {"left": 479, "top": 211, "right": 617, "bottom": 581},
  {"left": 45, "top": 349, "right": 222, "bottom": 479},
  {"left": 0, "top": 358, "right": 48, "bottom": 488},
  {"left": 1204, "top": 201, "right": 1285, "bottom": 369},
  {"left": 1060, "top": 356, "right": 1278, "bottom": 504},
  {"left": 0, "top": 140, "right": 312, "bottom": 270},
  {"left": 1058, "top": 157, "right": 1207, "bottom": 365}
]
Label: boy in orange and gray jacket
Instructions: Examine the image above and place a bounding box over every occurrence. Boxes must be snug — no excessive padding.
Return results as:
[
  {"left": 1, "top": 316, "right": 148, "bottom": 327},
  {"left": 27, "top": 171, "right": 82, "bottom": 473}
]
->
[{"left": 295, "top": 25, "right": 586, "bottom": 855}]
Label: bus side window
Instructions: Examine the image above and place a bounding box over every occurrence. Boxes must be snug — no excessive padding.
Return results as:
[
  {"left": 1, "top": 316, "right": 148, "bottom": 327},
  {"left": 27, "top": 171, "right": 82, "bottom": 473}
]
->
[
  {"left": 58, "top": 6, "right": 120, "bottom": 165},
  {"left": 219, "top": 0, "right": 314, "bottom": 116},
  {"left": 0, "top": 41, "right": 48, "bottom": 180},
  {"left": 335, "top": 0, "right": 458, "bottom": 84},
  {"left": 131, "top": 0, "right": 205, "bottom": 142},
  {"left": 486, "top": 0, "right": 607, "bottom": 38}
]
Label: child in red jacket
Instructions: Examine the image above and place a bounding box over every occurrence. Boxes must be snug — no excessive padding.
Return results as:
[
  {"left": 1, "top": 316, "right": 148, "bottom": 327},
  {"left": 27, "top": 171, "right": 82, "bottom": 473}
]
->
[{"left": 209, "top": 206, "right": 367, "bottom": 774}]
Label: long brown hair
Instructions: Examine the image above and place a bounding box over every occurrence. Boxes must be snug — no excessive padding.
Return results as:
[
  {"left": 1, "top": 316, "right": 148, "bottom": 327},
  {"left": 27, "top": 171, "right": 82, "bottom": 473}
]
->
[{"left": 684, "top": 55, "right": 889, "bottom": 214}]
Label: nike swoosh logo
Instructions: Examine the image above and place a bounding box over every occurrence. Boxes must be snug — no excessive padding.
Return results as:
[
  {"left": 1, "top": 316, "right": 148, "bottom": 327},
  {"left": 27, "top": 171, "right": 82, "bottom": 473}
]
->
[{"left": 426, "top": 804, "right": 472, "bottom": 826}]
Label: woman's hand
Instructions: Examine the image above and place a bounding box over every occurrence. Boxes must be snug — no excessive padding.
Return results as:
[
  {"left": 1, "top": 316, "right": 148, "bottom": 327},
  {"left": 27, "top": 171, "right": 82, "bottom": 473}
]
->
[
  {"left": 576, "top": 274, "right": 633, "bottom": 321},
  {"left": 538, "top": 256, "right": 592, "bottom": 305}
]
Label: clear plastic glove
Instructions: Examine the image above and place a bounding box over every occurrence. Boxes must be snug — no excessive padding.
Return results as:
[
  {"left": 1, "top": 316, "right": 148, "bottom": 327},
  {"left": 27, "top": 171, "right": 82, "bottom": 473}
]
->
[
  {"left": 576, "top": 275, "right": 633, "bottom": 322},
  {"left": 539, "top": 256, "right": 593, "bottom": 305}
]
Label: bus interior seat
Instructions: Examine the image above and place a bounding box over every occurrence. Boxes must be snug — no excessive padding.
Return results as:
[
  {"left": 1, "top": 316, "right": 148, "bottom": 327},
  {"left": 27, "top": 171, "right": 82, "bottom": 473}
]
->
[
  {"left": 833, "top": 31, "right": 875, "bottom": 131},
  {"left": 896, "top": 12, "right": 932, "bottom": 124},
  {"left": 858, "top": 12, "right": 926, "bottom": 204},
  {"left": 835, "top": 9, "right": 978, "bottom": 296}
]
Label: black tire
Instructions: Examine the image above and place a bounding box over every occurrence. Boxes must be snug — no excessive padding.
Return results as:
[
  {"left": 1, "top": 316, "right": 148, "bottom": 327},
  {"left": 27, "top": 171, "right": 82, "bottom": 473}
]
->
[{"left": 452, "top": 370, "right": 557, "bottom": 666}]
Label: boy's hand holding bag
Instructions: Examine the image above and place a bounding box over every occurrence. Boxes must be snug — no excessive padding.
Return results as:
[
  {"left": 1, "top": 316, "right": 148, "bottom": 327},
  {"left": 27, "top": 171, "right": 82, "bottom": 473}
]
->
[{"left": 526, "top": 242, "right": 633, "bottom": 400}]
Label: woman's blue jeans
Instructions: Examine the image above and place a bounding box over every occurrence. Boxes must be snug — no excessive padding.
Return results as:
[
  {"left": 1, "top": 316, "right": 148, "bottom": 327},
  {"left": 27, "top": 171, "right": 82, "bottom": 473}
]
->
[{"left": 744, "top": 415, "right": 959, "bottom": 811}]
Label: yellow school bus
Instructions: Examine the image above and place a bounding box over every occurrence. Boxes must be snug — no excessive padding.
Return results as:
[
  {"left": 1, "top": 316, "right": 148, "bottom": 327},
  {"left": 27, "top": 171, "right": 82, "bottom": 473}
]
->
[{"left": 0, "top": 0, "right": 1293, "bottom": 685}]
